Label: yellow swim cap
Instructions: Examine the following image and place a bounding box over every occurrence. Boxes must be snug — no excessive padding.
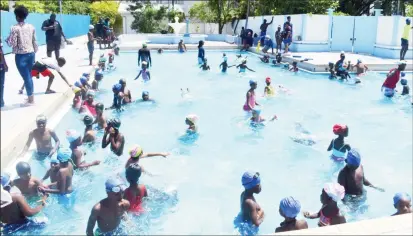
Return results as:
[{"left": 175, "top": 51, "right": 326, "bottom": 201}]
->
[
  {"left": 129, "top": 145, "right": 143, "bottom": 159},
  {"left": 72, "top": 87, "right": 81, "bottom": 94}
]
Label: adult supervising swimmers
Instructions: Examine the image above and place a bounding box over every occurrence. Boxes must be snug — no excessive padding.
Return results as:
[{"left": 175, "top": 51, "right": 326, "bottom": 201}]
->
[
  {"left": 400, "top": 18, "right": 412, "bottom": 61},
  {"left": 260, "top": 17, "right": 274, "bottom": 45},
  {"left": 138, "top": 43, "right": 151, "bottom": 68}
]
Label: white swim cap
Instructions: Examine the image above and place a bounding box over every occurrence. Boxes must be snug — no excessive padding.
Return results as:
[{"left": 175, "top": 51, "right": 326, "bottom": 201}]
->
[
  {"left": 265, "top": 35, "right": 270, "bottom": 39},
  {"left": 89, "top": 25, "right": 94, "bottom": 30}
]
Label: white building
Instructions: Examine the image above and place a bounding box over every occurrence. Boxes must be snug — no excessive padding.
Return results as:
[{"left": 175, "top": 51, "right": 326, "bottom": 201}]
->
[{"left": 118, "top": 1, "right": 201, "bottom": 34}]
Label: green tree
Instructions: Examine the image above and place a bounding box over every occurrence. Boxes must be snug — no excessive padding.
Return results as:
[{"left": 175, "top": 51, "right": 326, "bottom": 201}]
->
[
  {"left": 129, "top": 3, "right": 170, "bottom": 33},
  {"left": 89, "top": 1, "right": 120, "bottom": 25},
  {"left": 0, "top": 1, "right": 9, "bottom": 11},
  {"left": 407, "top": 3, "right": 413, "bottom": 16},
  {"left": 14, "top": 0, "right": 46, "bottom": 13}
]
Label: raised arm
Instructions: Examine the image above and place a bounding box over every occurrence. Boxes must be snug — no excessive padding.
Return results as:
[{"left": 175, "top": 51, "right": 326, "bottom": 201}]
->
[
  {"left": 49, "top": 130, "right": 60, "bottom": 156},
  {"left": 102, "top": 131, "right": 110, "bottom": 148},
  {"left": 20, "top": 131, "right": 34, "bottom": 157},
  {"left": 86, "top": 205, "right": 99, "bottom": 236}
]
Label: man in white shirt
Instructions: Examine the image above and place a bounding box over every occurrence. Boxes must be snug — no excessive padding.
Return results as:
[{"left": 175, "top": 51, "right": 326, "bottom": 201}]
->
[{"left": 19, "top": 57, "right": 71, "bottom": 94}]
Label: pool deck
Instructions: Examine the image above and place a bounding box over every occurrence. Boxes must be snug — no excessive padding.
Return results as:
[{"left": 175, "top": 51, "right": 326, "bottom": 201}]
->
[
  {"left": 1, "top": 36, "right": 412, "bottom": 235},
  {"left": 0, "top": 35, "right": 107, "bottom": 168}
]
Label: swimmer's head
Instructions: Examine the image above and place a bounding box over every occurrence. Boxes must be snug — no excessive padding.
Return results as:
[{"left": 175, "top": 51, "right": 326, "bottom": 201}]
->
[
  {"left": 57, "top": 147, "right": 72, "bottom": 163},
  {"left": 57, "top": 57, "right": 66, "bottom": 67},
  {"left": 50, "top": 156, "right": 59, "bottom": 169},
  {"left": 141, "top": 61, "right": 148, "bottom": 68},
  {"left": 279, "top": 197, "right": 301, "bottom": 219},
  {"left": 249, "top": 80, "right": 257, "bottom": 89},
  {"left": 1, "top": 173, "right": 11, "bottom": 190},
  {"left": 82, "top": 72, "right": 90, "bottom": 79},
  {"left": 129, "top": 145, "right": 143, "bottom": 159},
  {"left": 242, "top": 171, "right": 261, "bottom": 193},
  {"left": 328, "top": 62, "right": 334, "bottom": 68},
  {"left": 119, "top": 78, "right": 126, "bottom": 86},
  {"left": 265, "top": 35, "right": 270, "bottom": 39},
  {"left": 223, "top": 53, "right": 226, "bottom": 57},
  {"left": 198, "top": 40, "right": 204, "bottom": 48},
  {"left": 407, "top": 18, "right": 411, "bottom": 25},
  {"left": 393, "top": 192, "right": 412, "bottom": 214},
  {"left": 66, "top": 129, "right": 82, "bottom": 146},
  {"left": 72, "top": 86, "right": 81, "bottom": 95},
  {"left": 142, "top": 91, "right": 149, "bottom": 100},
  {"left": 105, "top": 177, "right": 126, "bottom": 201},
  {"left": 142, "top": 43, "right": 147, "bottom": 48},
  {"left": 401, "top": 78, "right": 408, "bottom": 86},
  {"left": 204, "top": 57, "right": 208, "bottom": 62},
  {"left": 333, "top": 124, "right": 348, "bottom": 137},
  {"left": 265, "top": 77, "right": 271, "bottom": 84},
  {"left": 292, "top": 61, "right": 297, "bottom": 66},
  {"left": 185, "top": 114, "right": 199, "bottom": 126},
  {"left": 398, "top": 61, "right": 407, "bottom": 71},
  {"left": 89, "top": 25, "right": 94, "bottom": 30},
  {"left": 87, "top": 90, "right": 95, "bottom": 101},
  {"left": 83, "top": 114, "right": 94, "bottom": 126},
  {"left": 16, "top": 161, "right": 31, "bottom": 179},
  {"left": 125, "top": 163, "right": 142, "bottom": 184},
  {"left": 340, "top": 52, "right": 345, "bottom": 60},
  {"left": 242, "top": 58, "right": 247, "bottom": 64},
  {"left": 36, "top": 114, "right": 47, "bottom": 129},
  {"left": 321, "top": 182, "right": 345, "bottom": 204},
  {"left": 357, "top": 59, "right": 362, "bottom": 64},
  {"left": 95, "top": 103, "right": 104, "bottom": 113},
  {"left": 277, "top": 25, "right": 281, "bottom": 30},
  {"left": 95, "top": 70, "right": 103, "bottom": 80},
  {"left": 112, "top": 83, "right": 122, "bottom": 93},
  {"left": 80, "top": 76, "right": 88, "bottom": 85},
  {"left": 345, "top": 149, "right": 361, "bottom": 168},
  {"left": 110, "top": 118, "right": 121, "bottom": 130},
  {"left": 223, "top": 56, "right": 228, "bottom": 62}
]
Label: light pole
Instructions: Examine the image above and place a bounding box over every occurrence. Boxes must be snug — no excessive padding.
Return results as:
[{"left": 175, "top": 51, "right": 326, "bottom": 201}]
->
[
  {"left": 59, "top": 0, "right": 63, "bottom": 27},
  {"left": 245, "top": 0, "right": 250, "bottom": 30}
]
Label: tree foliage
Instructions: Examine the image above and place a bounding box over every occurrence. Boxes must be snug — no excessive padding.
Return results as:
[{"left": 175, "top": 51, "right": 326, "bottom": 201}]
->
[
  {"left": 407, "top": 3, "right": 413, "bottom": 17},
  {"left": 89, "top": 1, "right": 120, "bottom": 25},
  {"left": 1, "top": 0, "right": 9, "bottom": 11},
  {"left": 129, "top": 3, "right": 170, "bottom": 33}
]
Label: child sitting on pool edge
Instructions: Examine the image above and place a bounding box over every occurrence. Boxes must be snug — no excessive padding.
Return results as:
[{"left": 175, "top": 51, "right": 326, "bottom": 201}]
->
[
  {"left": 327, "top": 124, "right": 351, "bottom": 162},
  {"left": 186, "top": 114, "right": 199, "bottom": 133}
]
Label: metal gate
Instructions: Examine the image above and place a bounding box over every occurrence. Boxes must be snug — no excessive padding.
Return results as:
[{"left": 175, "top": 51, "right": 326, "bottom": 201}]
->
[
  {"left": 353, "top": 17, "right": 377, "bottom": 55},
  {"left": 331, "top": 16, "right": 355, "bottom": 52}
]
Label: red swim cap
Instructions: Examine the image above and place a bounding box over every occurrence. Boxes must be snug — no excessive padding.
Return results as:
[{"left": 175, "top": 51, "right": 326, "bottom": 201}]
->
[
  {"left": 333, "top": 124, "right": 348, "bottom": 135},
  {"left": 265, "top": 77, "right": 271, "bottom": 83}
]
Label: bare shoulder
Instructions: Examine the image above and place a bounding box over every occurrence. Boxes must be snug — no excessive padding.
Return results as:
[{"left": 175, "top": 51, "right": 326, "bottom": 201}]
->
[{"left": 296, "top": 219, "right": 309, "bottom": 229}]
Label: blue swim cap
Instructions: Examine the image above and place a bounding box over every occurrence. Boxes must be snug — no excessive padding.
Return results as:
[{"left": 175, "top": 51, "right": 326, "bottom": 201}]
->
[
  {"left": 1, "top": 173, "right": 11, "bottom": 187},
  {"left": 82, "top": 72, "right": 90, "bottom": 77},
  {"left": 80, "top": 77, "right": 88, "bottom": 84},
  {"left": 57, "top": 147, "right": 72, "bottom": 162},
  {"left": 393, "top": 192, "right": 411, "bottom": 206},
  {"left": 242, "top": 171, "right": 261, "bottom": 190},
  {"left": 401, "top": 79, "right": 407, "bottom": 85},
  {"left": 346, "top": 149, "right": 361, "bottom": 167},
  {"left": 112, "top": 83, "right": 122, "bottom": 91},
  {"left": 95, "top": 70, "right": 103, "bottom": 77},
  {"left": 280, "top": 197, "right": 301, "bottom": 218},
  {"left": 74, "top": 81, "right": 82, "bottom": 88},
  {"left": 142, "top": 91, "right": 149, "bottom": 96},
  {"left": 105, "top": 177, "right": 126, "bottom": 193},
  {"left": 407, "top": 18, "right": 411, "bottom": 24},
  {"left": 223, "top": 56, "right": 228, "bottom": 62},
  {"left": 249, "top": 80, "right": 257, "bottom": 85},
  {"left": 50, "top": 156, "right": 59, "bottom": 164}
]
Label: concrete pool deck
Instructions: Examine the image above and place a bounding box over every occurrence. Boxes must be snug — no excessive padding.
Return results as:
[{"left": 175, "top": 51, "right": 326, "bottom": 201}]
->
[
  {"left": 119, "top": 40, "right": 239, "bottom": 51},
  {"left": 0, "top": 36, "right": 411, "bottom": 235}
]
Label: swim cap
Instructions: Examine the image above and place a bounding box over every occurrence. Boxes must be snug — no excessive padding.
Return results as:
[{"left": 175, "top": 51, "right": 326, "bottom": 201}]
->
[
  {"left": 119, "top": 78, "right": 126, "bottom": 84},
  {"left": 346, "top": 149, "right": 361, "bottom": 167},
  {"left": 142, "top": 61, "right": 148, "bottom": 66},
  {"left": 66, "top": 129, "right": 81, "bottom": 143},
  {"left": 50, "top": 156, "right": 59, "bottom": 164},
  {"left": 242, "top": 171, "right": 261, "bottom": 190},
  {"left": 87, "top": 90, "right": 95, "bottom": 97},
  {"left": 80, "top": 77, "right": 88, "bottom": 84},
  {"left": 279, "top": 197, "right": 301, "bottom": 218},
  {"left": 265, "top": 77, "right": 271, "bottom": 83},
  {"left": 223, "top": 56, "right": 228, "bottom": 62},
  {"left": 323, "top": 182, "right": 345, "bottom": 202},
  {"left": 89, "top": 25, "right": 94, "bottom": 30},
  {"left": 398, "top": 60, "right": 407, "bottom": 65},
  {"left": 36, "top": 114, "right": 47, "bottom": 123},
  {"left": 95, "top": 70, "right": 103, "bottom": 77},
  {"left": 186, "top": 114, "right": 199, "bottom": 124},
  {"left": 111, "top": 118, "right": 121, "bottom": 129},
  {"left": 401, "top": 79, "right": 407, "bottom": 85},
  {"left": 265, "top": 35, "right": 270, "bottom": 39},
  {"left": 142, "top": 91, "right": 149, "bottom": 96},
  {"left": 357, "top": 59, "right": 362, "bottom": 63},
  {"left": 82, "top": 72, "right": 90, "bottom": 77},
  {"left": 142, "top": 43, "right": 147, "bottom": 48},
  {"left": 242, "top": 58, "right": 247, "bottom": 63},
  {"left": 108, "top": 52, "right": 113, "bottom": 56},
  {"left": 83, "top": 114, "right": 94, "bottom": 126},
  {"left": 129, "top": 145, "right": 143, "bottom": 159},
  {"left": 1, "top": 184, "right": 12, "bottom": 208},
  {"left": 100, "top": 53, "right": 105, "bottom": 57},
  {"left": 407, "top": 18, "right": 411, "bottom": 24},
  {"left": 95, "top": 103, "right": 104, "bottom": 111},
  {"left": 1, "top": 173, "right": 11, "bottom": 188},
  {"left": 333, "top": 124, "right": 348, "bottom": 135},
  {"left": 57, "top": 147, "right": 72, "bottom": 162},
  {"left": 249, "top": 80, "right": 257, "bottom": 85},
  {"left": 393, "top": 192, "right": 411, "bottom": 206},
  {"left": 105, "top": 177, "right": 126, "bottom": 193},
  {"left": 125, "top": 164, "right": 142, "bottom": 183},
  {"left": 112, "top": 83, "right": 122, "bottom": 91},
  {"left": 72, "top": 86, "right": 81, "bottom": 94},
  {"left": 16, "top": 161, "right": 31, "bottom": 175}
]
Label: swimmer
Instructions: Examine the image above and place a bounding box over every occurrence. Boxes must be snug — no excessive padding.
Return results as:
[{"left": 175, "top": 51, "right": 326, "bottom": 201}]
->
[
  {"left": 83, "top": 114, "right": 96, "bottom": 143},
  {"left": 178, "top": 39, "right": 187, "bottom": 53},
  {"left": 335, "top": 53, "right": 351, "bottom": 80},
  {"left": 74, "top": 74, "right": 92, "bottom": 100},
  {"left": 94, "top": 103, "right": 107, "bottom": 129},
  {"left": 185, "top": 114, "right": 199, "bottom": 133},
  {"left": 392, "top": 193, "right": 412, "bottom": 216},
  {"left": 119, "top": 79, "right": 132, "bottom": 104},
  {"left": 382, "top": 61, "right": 406, "bottom": 98},
  {"left": 338, "top": 149, "right": 384, "bottom": 196},
  {"left": 275, "top": 197, "right": 308, "bottom": 233},
  {"left": 19, "top": 115, "right": 60, "bottom": 160},
  {"left": 236, "top": 58, "right": 255, "bottom": 73},
  {"left": 353, "top": 59, "right": 368, "bottom": 76},
  {"left": 400, "top": 73, "right": 410, "bottom": 96},
  {"left": 125, "top": 144, "right": 169, "bottom": 169},
  {"left": 137, "top": 91, "right": 155, "bottom": 103},
  {"left": 13, "top": 161, "right": 44, "bottom": 196},
  {"left": 38, "top": 148, "right": 74, "bottom": 196},
  {"left": 289, "top": 61, "right": 298, "bottom": 72},
  {"left": 92, "top": 69, "right": 104, "bottom": 91},
  {"left": 243, "top": 80, "right": 260, "bottom": 111},
  {"left": 113, "top": 41, "right": 120, "bottom": 56},
  {"left": 124, "top": 164, "right": 148, "bottom": 214},
  {"left": 327, "top": 124, "right": 351, "bottom": 162},
  {"left": 328, "top": 62, "right": 337, "bottom": 79},
  {"left": 277, "top": 84, "right": 291, "bottom": 94},
  {"left": 303, "top": 183, "right": 346, "bottom": 227},
  {"left": 66, "top": 129, "right": 100, "bottom": 169},
  {"left": 199, "top": 58, "right": 210, "bottom": 71},
  {"left": 41, "top": 156, "right": 60, "bottom": 186},
  {"left": 290, "top": 122, "right": 316, "bottom": 146},
  {"left": 264, "top": 77, "right": 275, "bottom": 96},
  {"left": 158, "top": 48, "right": 163, "bottom": 54},
  {"left": 108, "top": 52, "right": 115, "bottom": 64},
  {"left": 250, "top": 109, "right": 277, "bottom": 126},
  {"left": 272, "top": 53, "right": 282, "bottom": 65},
  {"left": 98, "top": 53, "right": 107, "bottom": 70},
  {"left": 86, "top": 177, "right": 130, "bottom": 236},
  {"left": 72, "top": 87, "right": 82, "bottom": 109},
  {"left": 107, "top": 83, "right": 123, "bottom": 110},
  {"left": 198, "top": 40, "right": 205, "bottom": 64},
  {"left": 219, "top": 55, "right": 234, "bottom": 73},
  {"left": 135, "top": 61, "right": 151, "bottom": 81},
  {"left": 260, "top": 53, "right": 270, "bottom": 63},
  {"left": 240, "top": 171, "right": 264, "bottom": 227},
  {"left": 79, "top": 90, "right": 97, "bottom": 117},
  {"left": 102, "top": 118, "right": 125, "bottom": 156},
  {"left": 1, "top": 173, "right": 48, "bottom": 229}
]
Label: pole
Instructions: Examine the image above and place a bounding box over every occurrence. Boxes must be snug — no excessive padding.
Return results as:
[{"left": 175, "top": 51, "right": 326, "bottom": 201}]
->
[
  {"left": 59, "top": 0, "right": 63, "bottom": 26},
  {"left": 245, "top": 0, "right": 250, "bottom": 30},
  {"left": 397, "top": 0, "right": 400, "bottom": 15}
]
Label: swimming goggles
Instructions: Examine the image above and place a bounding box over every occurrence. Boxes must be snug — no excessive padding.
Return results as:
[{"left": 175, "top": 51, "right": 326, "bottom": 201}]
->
[{"left": 106, "top": 185, "right": 125, "bottom": 193}]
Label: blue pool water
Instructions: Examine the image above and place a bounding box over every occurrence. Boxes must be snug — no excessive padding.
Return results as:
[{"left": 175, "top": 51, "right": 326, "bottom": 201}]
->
[{"left": 22, "top": 50, "right": 412, "bottom": 235}]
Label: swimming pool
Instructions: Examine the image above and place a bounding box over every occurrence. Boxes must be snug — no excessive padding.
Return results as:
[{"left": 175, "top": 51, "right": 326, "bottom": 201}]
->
[{"left": 18, "top": 50, "right": 412, "bottom": 235}]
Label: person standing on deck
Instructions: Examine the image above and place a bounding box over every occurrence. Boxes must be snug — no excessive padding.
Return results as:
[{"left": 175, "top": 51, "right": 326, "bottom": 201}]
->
[
  {"left": 260, "top": 17, "right": 274, "bottom": 45},
  {"left": 0, "top": 42, "right": 8, "bottom": 108},
  {"left": 42, "top": 13, "right": 68, "bottom": 60},
  {"left": 400, "top": 18, "right": 412, "bottom": 60}
]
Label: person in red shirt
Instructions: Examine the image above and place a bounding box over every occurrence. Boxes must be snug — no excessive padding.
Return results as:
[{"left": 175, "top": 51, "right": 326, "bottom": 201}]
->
[{"left": 382, "top": 61, "right": 406, "bottom": 98}]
